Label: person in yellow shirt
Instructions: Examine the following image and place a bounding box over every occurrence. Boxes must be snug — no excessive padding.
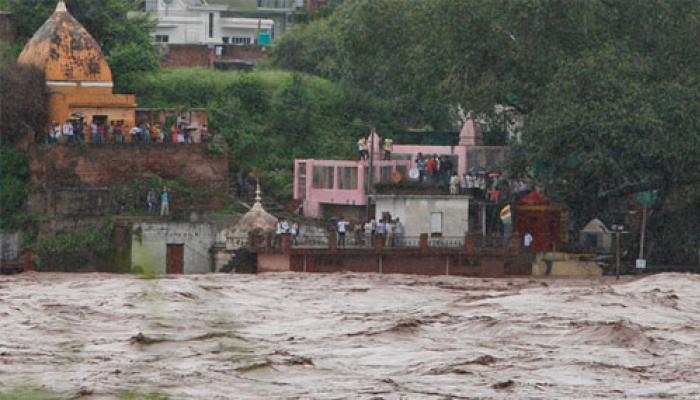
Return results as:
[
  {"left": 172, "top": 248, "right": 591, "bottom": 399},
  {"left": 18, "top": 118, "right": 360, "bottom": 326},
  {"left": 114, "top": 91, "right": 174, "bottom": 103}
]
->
[{"left": 383, "top": 138, "right": 393, "bottom": 160}]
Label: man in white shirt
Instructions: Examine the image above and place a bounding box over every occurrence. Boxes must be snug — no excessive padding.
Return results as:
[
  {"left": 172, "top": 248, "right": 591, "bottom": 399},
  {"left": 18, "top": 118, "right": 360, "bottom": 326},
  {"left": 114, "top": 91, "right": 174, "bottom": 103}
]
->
[
  {"left": 62, "top": 120, "right": 74, "bottom": 143},
  {"left": 290, "top": 222, "right": 299, "bottom": 246},
  {"left": 274, "top": 218, "right": 287, "bottom": 250},
  {"left": 357, "top": 137, "right": 366, "bottom": 160},
  {"left": 375, "top": 219, "right": 387, "bottom": 246},
  {"left": 523, "top": 232, "right": 534, "bottom": 251},
  {"left": 394, "top": 218, "right": 404, "bottom": 247},
  {"left": 91, "top": 121, "right": 98, "bottom": 144},
  {"left": 449, "top": 172, "right": 461, "bottom": 194},
  {"left": 336, "top": 216, "right": 349, "bottom": 247},
  {"left": 130, "top": 126, "right": 141, "bottom": 142}
]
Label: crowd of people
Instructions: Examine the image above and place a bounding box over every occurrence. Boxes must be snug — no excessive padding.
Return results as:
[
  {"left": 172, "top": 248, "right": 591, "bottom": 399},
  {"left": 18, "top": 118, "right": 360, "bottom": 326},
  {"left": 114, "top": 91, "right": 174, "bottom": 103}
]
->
[
  {"left": 414, "top": 152, "right": 533, "bottom": 203},
  {"left": 333, "top": 216, "right": 405, "bottom": 248},
  {"left": 42, "top": 117, "right": 210, "bottom": 145},
  {"left": 272, "top": 215, "right": 408, "bottom": 249}
]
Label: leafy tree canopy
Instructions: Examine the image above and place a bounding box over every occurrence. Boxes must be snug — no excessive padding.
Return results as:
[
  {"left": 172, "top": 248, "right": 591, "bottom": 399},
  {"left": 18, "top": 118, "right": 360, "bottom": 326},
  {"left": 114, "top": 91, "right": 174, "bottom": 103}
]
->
[{"left": 271, "top": 0, "right": 700, "bottom": 261}]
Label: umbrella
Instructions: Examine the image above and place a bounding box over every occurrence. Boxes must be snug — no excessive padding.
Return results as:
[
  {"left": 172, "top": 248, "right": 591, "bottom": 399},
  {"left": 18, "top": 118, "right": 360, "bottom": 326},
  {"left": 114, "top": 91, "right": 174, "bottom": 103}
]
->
[{"left": 488, "top": 172, "right": 501, "bottom": 178}]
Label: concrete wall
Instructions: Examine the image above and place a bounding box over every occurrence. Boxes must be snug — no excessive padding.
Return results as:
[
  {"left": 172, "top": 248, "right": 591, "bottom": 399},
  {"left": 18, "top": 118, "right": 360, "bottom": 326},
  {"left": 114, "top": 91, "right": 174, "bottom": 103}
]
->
[
  {"left": 158, "top": 44, "right": 267, "bottom": 68},
  {"left": 286, "top": 250, "right": 529, "bottom": 277},
  {"left": 131, "top": 222, "right": 216, "bottom": 274},
  {"left": 374, "top": 195, "right": 470, "bottom": 237},
  {"left": 258, "top": 253, "right": 290, "bottom": 272},
  {"left": 0, "top": 233, "right": 20, "bottom": 261},
  {"left": 531, "top": 252, "right": 603, "bottom": 277}
]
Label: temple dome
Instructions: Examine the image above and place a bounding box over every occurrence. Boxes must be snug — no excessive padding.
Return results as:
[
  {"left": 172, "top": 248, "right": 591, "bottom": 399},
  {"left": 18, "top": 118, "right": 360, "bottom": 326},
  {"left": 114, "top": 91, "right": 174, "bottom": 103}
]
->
[
  {"left": 17, "top": 1, "right": 112, "bottom": 83},
  {"left": 225, "top": 186, "right": 277, "bottom": 250}
]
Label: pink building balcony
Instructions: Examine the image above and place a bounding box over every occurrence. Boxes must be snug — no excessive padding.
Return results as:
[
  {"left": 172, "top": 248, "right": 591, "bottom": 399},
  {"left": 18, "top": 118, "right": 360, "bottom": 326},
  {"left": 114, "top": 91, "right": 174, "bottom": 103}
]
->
[{"left": 294, "top": 158, "right": 411, "bottom": 218}]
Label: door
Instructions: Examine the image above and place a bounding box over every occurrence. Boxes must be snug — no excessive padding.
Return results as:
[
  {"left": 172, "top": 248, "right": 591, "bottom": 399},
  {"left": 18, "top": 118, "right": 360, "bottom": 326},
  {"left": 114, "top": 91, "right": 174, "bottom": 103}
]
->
[
  {"left": 430, "top": 212, "right": 443, "bottom": 237},
  {"left": 166, "top": 244, "right": 184, "bottom": 274}
]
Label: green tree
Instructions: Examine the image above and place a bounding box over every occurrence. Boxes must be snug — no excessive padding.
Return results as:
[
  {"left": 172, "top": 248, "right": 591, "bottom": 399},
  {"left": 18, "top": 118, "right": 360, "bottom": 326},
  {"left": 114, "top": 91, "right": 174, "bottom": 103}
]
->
[
  {"left": 0, "top": 63, "right": 48, "bottom": 143},
  {"left": 270, "top": 0, "right": 453, "bottom": 130},
  {"left": 107, "top": 42, "right": 159, "bottom": 92},
  {"left": 0, "top": 145, "right": 29, "bottom": 231},
  {"left": 519, "top": 46, "right": 700, "bottom": 258}
]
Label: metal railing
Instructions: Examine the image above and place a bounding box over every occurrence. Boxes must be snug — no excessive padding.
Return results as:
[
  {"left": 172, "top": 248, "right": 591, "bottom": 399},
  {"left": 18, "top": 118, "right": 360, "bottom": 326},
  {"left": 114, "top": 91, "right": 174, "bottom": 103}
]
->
[
  {"left": 428, "top": 236, "right": 465, "bottom": 248},
  {"left": 277, "top": 233, "right": 519, "bottom": 252}
]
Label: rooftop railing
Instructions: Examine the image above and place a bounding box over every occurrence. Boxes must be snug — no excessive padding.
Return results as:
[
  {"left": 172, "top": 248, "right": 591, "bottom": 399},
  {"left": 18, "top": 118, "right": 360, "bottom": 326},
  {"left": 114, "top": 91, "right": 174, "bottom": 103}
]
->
[{"left": 278, "top": 232, "right": 519, "bottom": 254}]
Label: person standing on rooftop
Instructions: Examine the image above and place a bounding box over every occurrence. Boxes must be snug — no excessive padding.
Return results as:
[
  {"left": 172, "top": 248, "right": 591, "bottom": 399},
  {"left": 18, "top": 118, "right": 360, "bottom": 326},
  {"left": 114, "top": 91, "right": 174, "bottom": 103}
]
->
[
  {"left": 383, "top": 138, "right": 393, "bottom": 160},
  {"left": 160, "top": 187, "right": 170, "bottom": 217}
]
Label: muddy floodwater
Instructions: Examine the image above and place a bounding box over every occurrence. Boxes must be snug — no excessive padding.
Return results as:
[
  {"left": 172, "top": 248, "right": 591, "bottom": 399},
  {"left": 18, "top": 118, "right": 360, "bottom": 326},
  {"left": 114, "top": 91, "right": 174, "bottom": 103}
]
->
[{"left": 1, "top": 272, "right": 699, "bottom": 399}]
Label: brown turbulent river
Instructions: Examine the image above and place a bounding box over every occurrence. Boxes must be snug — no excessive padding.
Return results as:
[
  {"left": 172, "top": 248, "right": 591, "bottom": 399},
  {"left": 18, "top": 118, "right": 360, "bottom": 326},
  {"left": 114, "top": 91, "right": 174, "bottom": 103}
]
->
[{"left": 1, "top": 272, "right": 699, "bottom": 399}]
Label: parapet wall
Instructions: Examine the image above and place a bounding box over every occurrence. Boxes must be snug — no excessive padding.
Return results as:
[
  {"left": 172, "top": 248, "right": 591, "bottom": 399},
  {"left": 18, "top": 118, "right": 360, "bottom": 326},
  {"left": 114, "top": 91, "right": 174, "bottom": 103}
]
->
[
  {"left": 158, "top": 44, "right": 266, "bottom": 69},
  {"left": 27, "top": 144, "right": 229, "bottom": 238}
]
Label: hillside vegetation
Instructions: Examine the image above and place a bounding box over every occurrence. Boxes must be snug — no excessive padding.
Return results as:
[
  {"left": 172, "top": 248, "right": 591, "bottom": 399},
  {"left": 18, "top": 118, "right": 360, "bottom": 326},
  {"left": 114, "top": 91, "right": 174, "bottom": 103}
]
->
[{"left": 121, "top": 68, "right": 388, "bottom": 197}]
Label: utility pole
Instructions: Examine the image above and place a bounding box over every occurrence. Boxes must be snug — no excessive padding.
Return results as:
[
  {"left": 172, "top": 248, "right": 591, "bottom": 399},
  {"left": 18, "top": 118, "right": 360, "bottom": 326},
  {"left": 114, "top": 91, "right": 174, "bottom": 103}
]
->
[
  {"left": 365, "top": 128, "right": 375, "bottom": 220},
  {"left": 638, "top": 205, "right": 647, "bottom": 261},
  {"left": 612, "top": 223, "right": 625, "bottom": 280},
  {"left": 615, "top": 230, "right": 621, "bottom": 280}
]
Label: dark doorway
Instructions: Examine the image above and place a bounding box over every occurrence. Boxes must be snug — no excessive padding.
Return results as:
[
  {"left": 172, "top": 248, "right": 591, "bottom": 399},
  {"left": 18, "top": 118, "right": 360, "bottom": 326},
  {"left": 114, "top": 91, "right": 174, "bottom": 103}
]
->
[
  {"left": 166, "top": 244, "right": 184, "bottom": 274},
  {"left": 92, "top": 115, "right": 108, "bottom": 125}
]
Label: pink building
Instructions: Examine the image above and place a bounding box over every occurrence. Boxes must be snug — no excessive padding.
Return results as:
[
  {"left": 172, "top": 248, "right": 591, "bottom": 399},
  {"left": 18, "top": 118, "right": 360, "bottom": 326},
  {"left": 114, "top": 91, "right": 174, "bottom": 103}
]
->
[{"left": 293, "top": 117, "right": 506, "bottom": 219}]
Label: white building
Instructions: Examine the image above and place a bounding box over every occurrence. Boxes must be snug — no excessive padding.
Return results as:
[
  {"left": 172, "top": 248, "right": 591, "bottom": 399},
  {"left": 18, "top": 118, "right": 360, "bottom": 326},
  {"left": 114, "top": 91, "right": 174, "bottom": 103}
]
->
[
  {"left": 131, "top": 222, "right": 217, "bottom": 274},
  {"left": 145, "top": 0, "right": 274, "bottom": 45},
  {"left": 373, "top": 195, "right": 471, "bottom": 238}
]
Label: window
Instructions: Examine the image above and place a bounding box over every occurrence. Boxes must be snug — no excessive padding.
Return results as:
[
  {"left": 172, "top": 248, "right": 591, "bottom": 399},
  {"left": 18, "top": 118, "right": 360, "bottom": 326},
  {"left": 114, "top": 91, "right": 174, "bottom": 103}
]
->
[
  {"left": 231, "top": 37, "right": 251, "bottom": 45},
  {"left": 155, "top": 35, "right": 169, "bottom": 43},
  {"left": 222, "top": 37, "right": 230, "bottom": 44},
  {"left": 431, "top": 212, "right": 443, "bottom": 235},
  {"left": 297, "top": 163, "right": 306, "bottom": 199},
  {"left": 337, "top": 167, "right": 358, "bottom": 190},
  {"left": 209, "top": 13, "right": 214, "bottom": 38},
  {"left": 312, "top": 166, "right": 334, "bottom": 189}
]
